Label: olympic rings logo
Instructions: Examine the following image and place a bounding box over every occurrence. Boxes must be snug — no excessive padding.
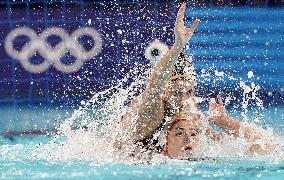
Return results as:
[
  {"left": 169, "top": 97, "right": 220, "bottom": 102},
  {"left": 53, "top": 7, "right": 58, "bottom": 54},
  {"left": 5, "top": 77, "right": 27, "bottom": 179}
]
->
[{"left": 5, "top": 27, "right": 102, "bottom": 73}]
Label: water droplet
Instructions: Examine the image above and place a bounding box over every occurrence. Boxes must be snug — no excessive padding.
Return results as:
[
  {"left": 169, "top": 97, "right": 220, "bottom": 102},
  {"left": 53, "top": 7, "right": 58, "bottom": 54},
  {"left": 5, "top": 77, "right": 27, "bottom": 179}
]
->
[
  {"left": 117, "top": 29, "right": 122, "bottom": 34},
  {"left": 247, "top": 71, "right": 254, "bottom": 78}
]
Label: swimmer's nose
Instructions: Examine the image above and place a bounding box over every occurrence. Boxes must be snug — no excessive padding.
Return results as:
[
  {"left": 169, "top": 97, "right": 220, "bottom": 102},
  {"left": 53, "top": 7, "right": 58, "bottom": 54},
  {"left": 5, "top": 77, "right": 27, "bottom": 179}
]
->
[{"left": 184, "top": 135, "right": 191, "bottom": 143}]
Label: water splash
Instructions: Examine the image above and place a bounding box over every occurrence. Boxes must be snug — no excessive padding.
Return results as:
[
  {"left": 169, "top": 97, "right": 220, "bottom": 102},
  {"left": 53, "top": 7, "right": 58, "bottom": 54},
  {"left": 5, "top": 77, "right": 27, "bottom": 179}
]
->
[
  {"left": 28, "top": 65, "right": 155, "bottom": 163},
  {"left": 27, "top": 67, "right": 284, "bottom": 163}
]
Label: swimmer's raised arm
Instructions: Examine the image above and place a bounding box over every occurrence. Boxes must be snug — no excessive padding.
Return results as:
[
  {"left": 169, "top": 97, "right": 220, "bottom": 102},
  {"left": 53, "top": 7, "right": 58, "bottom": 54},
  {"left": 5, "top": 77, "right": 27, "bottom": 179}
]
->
[
  {"left": 122, "top": 3, "right": 200, "bottom": 140},
  {"left": 209, "top": 96, "right": 277, "bottom": 154}
]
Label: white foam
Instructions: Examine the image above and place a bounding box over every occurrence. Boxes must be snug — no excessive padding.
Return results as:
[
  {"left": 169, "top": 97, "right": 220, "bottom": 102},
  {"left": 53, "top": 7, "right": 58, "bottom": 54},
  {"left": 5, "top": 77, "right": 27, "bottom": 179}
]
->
[{"left": 26, "top": 67, "right": 284, "bottom": 163}]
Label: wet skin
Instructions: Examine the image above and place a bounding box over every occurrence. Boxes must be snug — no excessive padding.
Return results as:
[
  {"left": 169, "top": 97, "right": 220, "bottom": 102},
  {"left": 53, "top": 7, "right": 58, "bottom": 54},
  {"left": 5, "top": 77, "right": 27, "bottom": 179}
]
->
[
  {"left": 162, "top": 80, "right": 204, "bottom": 158},
  {"left": 166, "top": 119, "right": 200, "bottom": 158}
]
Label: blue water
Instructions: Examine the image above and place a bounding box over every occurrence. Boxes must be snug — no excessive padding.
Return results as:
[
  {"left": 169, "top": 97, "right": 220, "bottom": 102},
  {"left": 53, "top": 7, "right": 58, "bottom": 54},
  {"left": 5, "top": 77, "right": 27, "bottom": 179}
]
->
[
  {"left": 1, "top": 138, "right": 284, "bottom": 180},
  {"left": 1, "top": 135, "right": 284, "bottom": 179},
  {"left": 1, "top": 105, "right": 284, "bottom": 179},
  {"left": 1, "top": 158, "right": 284, "bottom": 179}
]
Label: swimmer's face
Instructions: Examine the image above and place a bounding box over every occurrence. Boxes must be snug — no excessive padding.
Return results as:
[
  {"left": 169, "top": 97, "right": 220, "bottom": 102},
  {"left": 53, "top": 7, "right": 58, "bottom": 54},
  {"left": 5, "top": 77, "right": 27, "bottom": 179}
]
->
[
  {"left": 166, "top": 119, "right": 200, "bottom": 158},
  {"left": 164, "top": 80, "right": 195, "bottom": 109}
]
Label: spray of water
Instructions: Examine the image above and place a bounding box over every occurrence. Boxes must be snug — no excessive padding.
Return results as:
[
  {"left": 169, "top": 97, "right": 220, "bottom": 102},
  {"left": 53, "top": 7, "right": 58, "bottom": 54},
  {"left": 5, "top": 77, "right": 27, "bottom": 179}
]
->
[
  {"left": 28, "top": 65, "right": 155, "bottom": 163},
  {"left": 28, "top": 67, "right": 283, "bottom": 163}
]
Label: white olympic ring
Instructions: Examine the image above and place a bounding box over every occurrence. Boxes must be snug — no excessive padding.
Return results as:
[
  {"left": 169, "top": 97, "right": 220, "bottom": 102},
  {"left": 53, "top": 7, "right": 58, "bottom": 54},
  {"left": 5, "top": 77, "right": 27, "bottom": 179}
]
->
[
  {"left": 5, "top": 27, "right": 102, "bottom": 73},
  {"left": 145, "top": 39, "right": 169, "bottom": 65}
]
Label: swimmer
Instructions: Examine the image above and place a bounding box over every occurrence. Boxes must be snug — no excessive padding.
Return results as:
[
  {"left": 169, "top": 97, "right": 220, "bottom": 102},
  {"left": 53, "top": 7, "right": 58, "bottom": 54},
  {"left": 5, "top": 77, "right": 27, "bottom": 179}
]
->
[
  {"left": 116, "top": 2, "right": 213, "bottom": 155},
  {"left": 120, "top": 2, "right": 201, "bottom": 141},
  {"left": 164, "top": 96, "right": 278, "bottom": 158},
  {"left": 117, "top": 3, "right": 278, "bottom": 159}
]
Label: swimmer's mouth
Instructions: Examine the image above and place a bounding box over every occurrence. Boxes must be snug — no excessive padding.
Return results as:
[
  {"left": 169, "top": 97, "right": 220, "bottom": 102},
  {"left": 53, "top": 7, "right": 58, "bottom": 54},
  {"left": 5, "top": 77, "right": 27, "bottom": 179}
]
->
[
  {"left": 180, "top": 147, "right": 194, "bottom": 158},
  {"left": 184, "top": 147, "right": 193, "bottom": 151}
]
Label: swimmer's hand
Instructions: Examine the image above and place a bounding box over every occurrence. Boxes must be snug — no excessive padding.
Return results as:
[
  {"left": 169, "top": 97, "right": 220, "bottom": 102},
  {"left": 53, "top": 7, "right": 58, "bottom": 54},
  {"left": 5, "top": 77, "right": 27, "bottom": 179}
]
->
[
  {"left": 174, "top": 3, "right": 200, "bottom": 48},
  {"left": 208, "top": 96, "right": 240, "bottom": 136},
  {"left": 208, "top": 95, "right": 229, "bottom": 126},
  {"left": 209, "top": 96, "right": 278, "bottom": 154}
]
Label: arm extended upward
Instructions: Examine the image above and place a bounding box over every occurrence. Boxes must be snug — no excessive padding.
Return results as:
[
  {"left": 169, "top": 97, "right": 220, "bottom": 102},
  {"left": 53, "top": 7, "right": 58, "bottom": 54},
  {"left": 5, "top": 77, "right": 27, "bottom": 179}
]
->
[{"left": 122, "top": 3, "right": 200, "bottom": 140}]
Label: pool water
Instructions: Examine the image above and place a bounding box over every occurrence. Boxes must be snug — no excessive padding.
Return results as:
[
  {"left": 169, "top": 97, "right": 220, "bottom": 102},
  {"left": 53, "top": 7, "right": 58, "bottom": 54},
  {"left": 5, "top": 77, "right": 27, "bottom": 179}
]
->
[
  {"left": 1, "top": 135, "right": 284, "bottom": 179},
  {"left": 1, "top": 105, "right": 284, "bottom": 180}
]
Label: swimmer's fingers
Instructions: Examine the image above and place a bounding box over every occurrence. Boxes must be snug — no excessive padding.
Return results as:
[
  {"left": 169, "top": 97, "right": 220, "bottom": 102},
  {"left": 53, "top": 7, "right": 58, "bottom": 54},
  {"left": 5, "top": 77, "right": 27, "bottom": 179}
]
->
[
  {"left": 209, "top": 98, "right": 217, "bottom": 110},
  {"left": 217, "top": 95, "right": 223, "bottom": 106},
  {"left": 209, "top": 98, "right": 217, "bottom": 118},
  {"left": 208, "top": 105, "right": 215, "bottom": 117},
  {"left": 217, "top": 95, "right": 227, "bottom": 111},
  {"left": 188, "top": 19, "right": 200, "bottom": 33},
  {"left": 175, "top": 2, "right": 186, "bottom": 27},
  {"left": 182, "top": 19, "right": 200, "bottom": 41},
  {"left": 209, "top": 98, "right": 220, "bottom": 120},
  {"left": 216, "top": 95, "right": 229, "bottom": 118}
]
